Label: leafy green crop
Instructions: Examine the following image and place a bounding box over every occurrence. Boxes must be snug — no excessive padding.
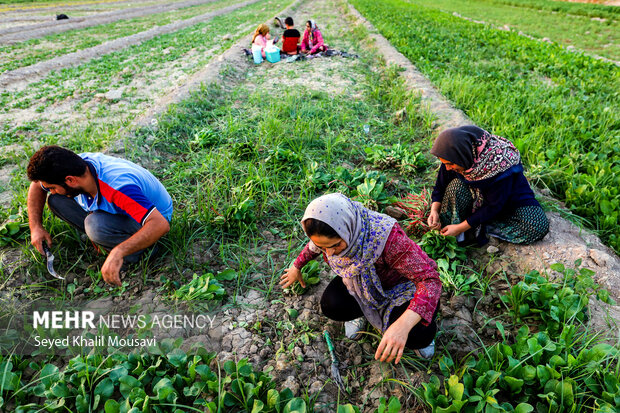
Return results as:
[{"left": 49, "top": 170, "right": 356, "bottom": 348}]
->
[
  {"left": 288, "top": 260, "right": 321, "bottom": 295},
  {"left": 364, "top": 143, "right": 430, "bottom": 176},
  {"left": 173, "top": 272, "right": 228, "bottom": 302},
  {"left": 0, "top": 212, "right": 27, "bottom": 247},
  {"left": 305, "top": 164, "right": 397, "bottom": 210},
  {"left": 0, "top": 341, "right": 313, "bottom": 412},
  {"left": 418, "top": 325, "right": 619, "bottom": 413},
  {"left": 436, "top": 259, "right": 478, "bottom": 296},
  {"left": 351, "top": 0, "right": 620, "bottom": 252},
  {"left": 480, "top": 0, "right": 620, "bottom": 20},
  {"left": 419, "top": 230, "right": 467, "bottom": 264},
  {"left": 500, "top": 261, "right": 615, "bottom": 335},
  {"left": 214, "top": 197, "right": 257, "bottom": 232}
]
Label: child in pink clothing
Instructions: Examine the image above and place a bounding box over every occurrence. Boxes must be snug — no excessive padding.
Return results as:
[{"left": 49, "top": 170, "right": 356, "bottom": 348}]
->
[
  {"left": 300, "top": 20, "right": 327, "bottom": 55},
  {"left": 252, "top": 23, "right": 272, "bottom": 58}
]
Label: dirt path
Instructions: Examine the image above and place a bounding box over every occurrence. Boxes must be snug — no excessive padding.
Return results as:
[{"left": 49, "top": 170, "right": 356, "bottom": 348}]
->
[
  {"left": 0, "top": 0, "right": 258, "bottom": 90},
  {"left": 0, "top": 0, "right": 220, "bottom": 43},
  {"left": 345, "top": 0, "right": 620, "bottom": 331}
]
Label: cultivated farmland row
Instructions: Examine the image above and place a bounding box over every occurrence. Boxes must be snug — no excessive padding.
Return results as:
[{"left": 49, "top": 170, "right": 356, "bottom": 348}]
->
[
  {"left": 0, "top": 0, "right": 225, "bottom": 43},
  {"left": 352, "top": 0, "right": 620, "bottom": 253},
  {"left": 0, "top": 0, "right": 295, "bottom": 204}
]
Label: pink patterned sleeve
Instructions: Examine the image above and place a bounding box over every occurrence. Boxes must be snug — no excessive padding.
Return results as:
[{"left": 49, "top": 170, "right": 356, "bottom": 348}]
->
[
  {"left": 383, "top": 225, "right": 441, "bottom": 325},
  {"left": 309, "top": 30, "right": 325, "bottom": 54},
  {"left": 293, "top": 243, "right": 321, "bottom": 269}
]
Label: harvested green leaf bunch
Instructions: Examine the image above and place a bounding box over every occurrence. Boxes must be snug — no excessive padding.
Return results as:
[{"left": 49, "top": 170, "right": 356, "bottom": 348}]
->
[
  {"left": 288, "top": 260, "right": 321, "bottom": 295},
  {"left": 419, "top": 230, "right": 467, "bottom": 263},
  {"left": 174, "top": 273, "right": 226, "bottom": 301}
]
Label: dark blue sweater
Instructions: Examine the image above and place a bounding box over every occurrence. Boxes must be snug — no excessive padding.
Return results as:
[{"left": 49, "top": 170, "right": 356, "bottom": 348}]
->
[{"left": 431, "top": 163, "right": 540, "bottom": 228}]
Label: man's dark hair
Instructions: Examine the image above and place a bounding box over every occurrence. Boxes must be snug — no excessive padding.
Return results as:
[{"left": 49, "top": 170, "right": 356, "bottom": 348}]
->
[
  {"left": 303, "top": 218, "right": 339, "bottom": 238},
  {"left": 27, "top": 145, "right": 88, "bottom": 184},
  {"left": 284, "top": 17, "right": 294, "bottom": 26}
]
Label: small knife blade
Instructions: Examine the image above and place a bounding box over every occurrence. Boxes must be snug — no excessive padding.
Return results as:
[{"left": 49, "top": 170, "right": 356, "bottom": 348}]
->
[{"left": 42, "top": 241, "right": 64, "bottom": 280}]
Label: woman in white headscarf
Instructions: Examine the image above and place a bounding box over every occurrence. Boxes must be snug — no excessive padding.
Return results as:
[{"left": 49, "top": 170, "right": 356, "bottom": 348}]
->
[
  {"left": 280, "top": 193, "right": 441, "bottom": 362},
  {"left": 300, "top": 20, "right": 327, "bottom": 55}
]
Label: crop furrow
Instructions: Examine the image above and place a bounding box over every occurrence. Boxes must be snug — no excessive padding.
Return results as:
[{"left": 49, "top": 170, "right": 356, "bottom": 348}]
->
[
  {"left": 0, "top": 0, "right": 242, "bottom": 74},
  {"left": 0, "top": 0, "right": 221, "bottom": 42},
  {"left": 0, "top": 0, "right": 260, "bottom": 88}
]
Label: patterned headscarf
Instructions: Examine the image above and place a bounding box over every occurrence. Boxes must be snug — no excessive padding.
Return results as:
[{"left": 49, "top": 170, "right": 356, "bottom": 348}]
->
[
  {"left": 431, "top": 125, "right": 522, "bottom": 211},
  {"left": 431, "top": 125, "right": 521, "bottom": 182},
  {"left": 302, "top": 193, "right": 417, "bottom": 331}
]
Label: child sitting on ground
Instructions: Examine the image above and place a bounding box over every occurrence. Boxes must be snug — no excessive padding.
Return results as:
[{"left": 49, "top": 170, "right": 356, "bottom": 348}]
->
[
  {"left": 252, "top": 23, "right": 274, "bottom": 58},
  {"left": 281, "top": 17, "right": 301, "bottom": 55},
  {"left": 301, "top": 20, "right": 327, "bottom": 55}
]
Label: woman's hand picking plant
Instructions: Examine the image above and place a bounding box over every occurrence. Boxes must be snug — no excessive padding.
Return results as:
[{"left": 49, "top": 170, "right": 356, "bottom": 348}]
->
[{"left": 279, "top": 265, "right": 305, "bottom": 289}]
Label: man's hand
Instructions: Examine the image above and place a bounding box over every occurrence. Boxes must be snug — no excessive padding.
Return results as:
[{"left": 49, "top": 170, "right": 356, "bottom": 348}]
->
[
  {"left": 28, "top": 181, "right": 51, "bottom": 254},
  {"left": 99, "top": 209, "right": 169, "bottom": 287},
  {"left": 101, "top": 248, "right": 123, "bottom": 286},
  {"left": 375, "top": 310, "right": 421, "bottom": 364},
  {"left": 279, "top": 265, "right": 305, "bottom": 289},
  {"left": 31, "top": 226, "right": 52, "bottom": 255}
]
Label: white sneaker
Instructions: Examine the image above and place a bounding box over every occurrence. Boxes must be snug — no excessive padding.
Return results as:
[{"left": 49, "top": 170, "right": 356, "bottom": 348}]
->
[
  {"left": 344, "top": 317, "right": 366, "bottom": 340},
  {"left": 414, "top": 340, "right": 435, "bottom": 359}
]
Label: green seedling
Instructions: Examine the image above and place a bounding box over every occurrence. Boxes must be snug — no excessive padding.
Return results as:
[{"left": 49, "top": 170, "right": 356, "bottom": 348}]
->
[
  {"left": 173, "top": 272, "right": 226, "bottom": 301},
  {"left": 287, "top": 260, "right": 321, "bottom": 295}
]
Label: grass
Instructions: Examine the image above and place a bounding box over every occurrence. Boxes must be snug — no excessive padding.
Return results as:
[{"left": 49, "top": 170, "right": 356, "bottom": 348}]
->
[
  {"left": 351, "top": 0, "right": 620, "bottom": 253},
  {"left": 0, "top": 0, "right": 243, "bottom": 74},
  {"left": 482, "top": 0, "right": 620, "bottom": 20},
  {"left": 405, "top": 0, "right": 620, "bottom": 61},
  {"left": 125, "top": 64, "right": 432, "bottom": 290}
]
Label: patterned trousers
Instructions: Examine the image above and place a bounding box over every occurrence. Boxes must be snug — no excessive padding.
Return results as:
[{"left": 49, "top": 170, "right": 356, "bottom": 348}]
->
[{"left": 440, "top": 179, "right": 549, "bottom": 245}]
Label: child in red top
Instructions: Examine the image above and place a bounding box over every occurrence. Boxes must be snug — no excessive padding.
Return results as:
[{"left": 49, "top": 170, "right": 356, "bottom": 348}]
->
[{"left": 281, "top": 17, "right": 300, "bottom": 55}]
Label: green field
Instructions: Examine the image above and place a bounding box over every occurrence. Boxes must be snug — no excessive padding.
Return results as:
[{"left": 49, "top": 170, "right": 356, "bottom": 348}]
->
[
  {"left": 0, "top": 0, "right": 242, "bottom": 74},
  {"left": 405, "top": 0, "right": 620, "bottom": 61},
  {"left": 352, "top": 0, "right": 620, "bottom": 253}
]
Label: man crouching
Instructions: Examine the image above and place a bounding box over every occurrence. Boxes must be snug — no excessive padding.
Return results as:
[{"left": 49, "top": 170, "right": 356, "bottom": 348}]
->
[{"left": 27, "top": 146, "right": 172, "bottom": 286}]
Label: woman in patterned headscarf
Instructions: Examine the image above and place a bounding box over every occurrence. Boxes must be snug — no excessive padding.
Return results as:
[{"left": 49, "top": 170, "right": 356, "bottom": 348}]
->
[
  {"left": 428, "top": 125, "right": 549, "bottom": 245},
  {"left": 280, "top": 193, "right": 441, "bottom": 362}
]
